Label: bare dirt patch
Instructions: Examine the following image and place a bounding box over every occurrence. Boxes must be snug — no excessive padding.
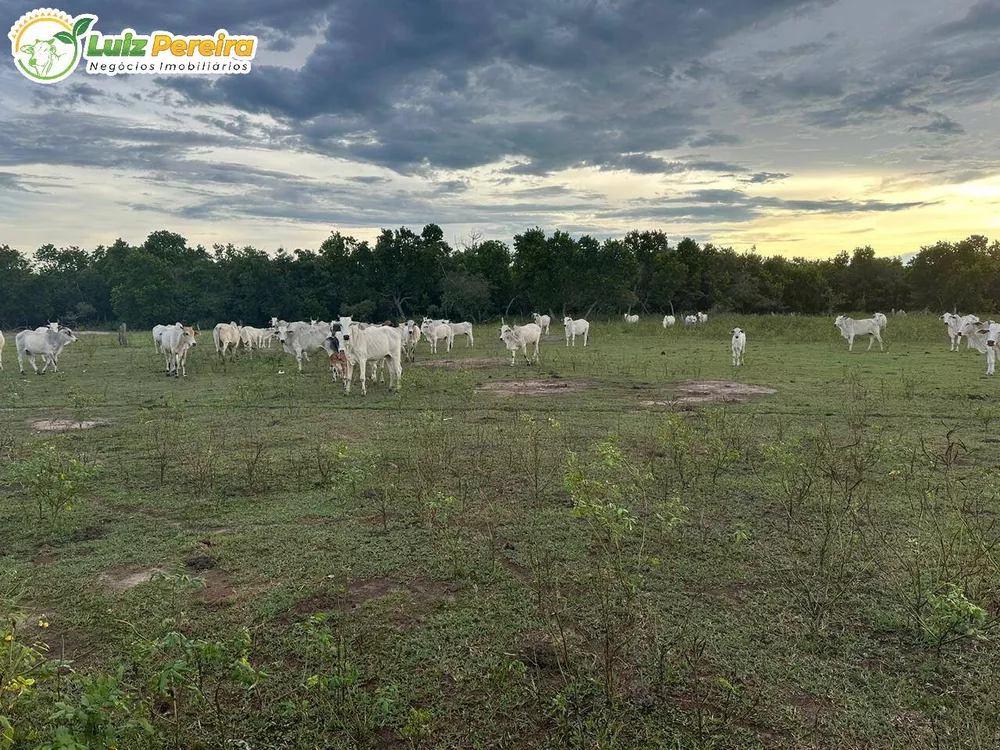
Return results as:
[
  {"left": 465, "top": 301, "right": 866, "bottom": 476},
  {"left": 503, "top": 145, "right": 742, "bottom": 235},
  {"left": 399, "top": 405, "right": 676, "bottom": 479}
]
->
[
  {"left": 476, "top": 380, "right": 587, "bottom": 396},
  {"left": 412, "top": 358, "right": 507, "bottom": 369},
  {"left": 641, "top": 380, "right": 776, "bottom": 406},
  {"left": 197, "top": 569, "right": 236, "bottom": 608},
  {"left": 95, "top": 565, "right": 165, "bottom": 592},
  {"left": 28, "top": 419, "right": 110, "bottom": 431},
  {"left": 288, "top": 576, "right": 459, "bottom": 630}
]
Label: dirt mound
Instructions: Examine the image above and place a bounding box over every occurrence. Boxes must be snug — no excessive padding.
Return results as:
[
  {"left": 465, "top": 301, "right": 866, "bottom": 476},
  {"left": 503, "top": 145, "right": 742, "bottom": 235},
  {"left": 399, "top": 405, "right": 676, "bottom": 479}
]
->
[
  {"left": 412, "top": 358, "right": 507, "bottom": 369},
  {"left": 29, "top": 419, "right": 110, "bottom": 431},
  {"left": 641, "top": 380, "right": 776, "bottom": 406},
  {"left": 476, "top": 380, "right": 586, "bottom": 396}
]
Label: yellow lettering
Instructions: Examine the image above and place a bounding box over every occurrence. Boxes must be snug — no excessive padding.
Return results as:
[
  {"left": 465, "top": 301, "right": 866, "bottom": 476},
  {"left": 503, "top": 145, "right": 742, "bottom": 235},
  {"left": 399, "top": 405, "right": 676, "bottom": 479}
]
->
[
  {"left": 234, "top": 39, "right": 254, "bottom": 57},
  {"left": 170, "top": 39, "right": 187, "bottom": 56},
  {"left": 151, "top": 35, "right": 172, "bottom": 55},
  {"left": 223, "top": 38, "right": 236, "bottom": 56},
  {"left": 199, "top": 40, "right": 214, "bottom": 56}
]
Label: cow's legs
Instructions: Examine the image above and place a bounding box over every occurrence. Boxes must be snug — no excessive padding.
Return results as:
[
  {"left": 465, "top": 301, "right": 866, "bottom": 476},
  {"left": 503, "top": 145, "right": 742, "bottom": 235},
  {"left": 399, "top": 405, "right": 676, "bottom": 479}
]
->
[
  {"left": 583, "top": 331, "right": 588, "bottom": 346},
  {"left": 848, "top": 334, "right": 854, "bottom": 351},
  {"left": 296, "top": 352, "right": 304, "bottom": 373},
  {"left": 359, "top": 359, "right": 368, "bottom": 395}
]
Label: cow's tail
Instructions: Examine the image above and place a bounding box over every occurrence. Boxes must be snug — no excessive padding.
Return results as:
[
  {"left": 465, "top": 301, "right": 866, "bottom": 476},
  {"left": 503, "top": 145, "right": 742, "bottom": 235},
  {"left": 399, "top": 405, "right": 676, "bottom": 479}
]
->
[{"left": 213, "top": 325, "right": 222, "bottom": 354}]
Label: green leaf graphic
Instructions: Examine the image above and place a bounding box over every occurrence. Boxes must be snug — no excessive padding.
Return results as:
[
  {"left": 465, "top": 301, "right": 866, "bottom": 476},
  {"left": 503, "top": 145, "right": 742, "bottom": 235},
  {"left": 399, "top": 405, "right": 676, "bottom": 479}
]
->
[
  {"left": 72, "top": 17, "right": 94, "bottom": 38},
  {"left": 54, "top": 31, "right": 74, "bottom": 45}
]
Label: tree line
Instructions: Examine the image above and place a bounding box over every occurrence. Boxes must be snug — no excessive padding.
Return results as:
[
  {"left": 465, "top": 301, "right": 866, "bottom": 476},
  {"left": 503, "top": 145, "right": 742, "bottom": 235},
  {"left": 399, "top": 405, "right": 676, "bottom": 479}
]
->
[{"left": 0, "top": 226, "right": 997, "bottom": 329}]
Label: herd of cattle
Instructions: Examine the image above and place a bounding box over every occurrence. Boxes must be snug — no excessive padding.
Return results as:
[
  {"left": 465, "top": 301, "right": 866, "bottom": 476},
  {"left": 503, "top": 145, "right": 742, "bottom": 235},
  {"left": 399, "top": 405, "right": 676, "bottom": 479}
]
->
[{"left": 0, "top": 311, "right": 997, "bottom": 385}]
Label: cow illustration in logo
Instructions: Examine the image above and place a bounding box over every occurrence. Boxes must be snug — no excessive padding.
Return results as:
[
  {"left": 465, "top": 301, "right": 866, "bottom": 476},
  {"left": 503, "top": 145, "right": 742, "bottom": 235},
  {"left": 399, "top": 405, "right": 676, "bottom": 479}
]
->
[{"left": 9, "top": 8, "right": 96, "bottom": 84}]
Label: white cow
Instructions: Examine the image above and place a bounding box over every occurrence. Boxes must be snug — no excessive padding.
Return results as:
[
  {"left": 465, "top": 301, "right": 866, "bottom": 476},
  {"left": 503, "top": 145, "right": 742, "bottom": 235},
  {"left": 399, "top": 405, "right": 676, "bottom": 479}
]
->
[
  {"left": 213, "top": 322, "right": 242, "bottom": 358},
  {"left": 834, "top": 315, "right": 883, "bottom": 351},
  {"left": 402, "top": 320, "right": 422, "bottom": 362},
  {"left": 16, "top": 328, "right": 78, "bottom": 375},
  {"left": 940, "top": 313, "right": 979, "bottom": 351},
  {"left": 160, "top": 324, "right": 199, "bottom": 377},
  {"left": 330, "top": 323, "right": 403, "bottom": 395},
  {"left": 873, "top": 312, "right": 887, "bottom": 330},
  {"left": 239, "top": 326, "right": 272, "bottom": 351},
  {"left": 277, "top": 322, "right": 331, "bottom": 373},
  {"left": 152, "top": 324, "right": 173, "bottom": 353},
  {"left": 448, "top": 321, "right": 475, "bottom": 347},
  {"left": 960, "top": 320, "right": 1000, "bottom": 375},
  {"left": 500, "top": 322, "right": 542, "bottom": 365},
  {"left": 624, "top": 314, "right": 639, "bottom": 324},
  {"left": 34, "top": 322, "right": 60, "bottom": 333},
  {"left": 0, "top": 330, "right": 5, "bottom": 370},
  {"left": 662, "top": 315, "right": 676, "bottom": 327},
  {"left": 731, "top": 327, "right": 746, "bottom": 366},
  {"left": 564, "top": 317, "right": 589, "bottom": 347},
  {"left": 697, "top": 312, "right": 708, "bottom": 324},
  {"left": 684, "top": 315, "right": 698, "bottom": 325},
  {"left": 421, "top": 319, "right": 453, "bottom": 354},
  {"left": 531, "top": 313, "right": 551, "bottom": 335}
]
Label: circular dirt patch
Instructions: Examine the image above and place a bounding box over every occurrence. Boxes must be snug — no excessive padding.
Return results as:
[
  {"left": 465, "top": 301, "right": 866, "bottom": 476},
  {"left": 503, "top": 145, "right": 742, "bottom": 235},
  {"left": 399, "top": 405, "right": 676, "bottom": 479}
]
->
[
  {"left": 412, "top": 358, "right": 508, "bottom": 369},
  {"left": 476, "top": 380, "right": 586, "bottom": 396},
  {"left": 642, "top": 380, "right": 776, "bottom": 406},
  {"left": 28, "top": 419, "right": 110, "bottom": 431}
]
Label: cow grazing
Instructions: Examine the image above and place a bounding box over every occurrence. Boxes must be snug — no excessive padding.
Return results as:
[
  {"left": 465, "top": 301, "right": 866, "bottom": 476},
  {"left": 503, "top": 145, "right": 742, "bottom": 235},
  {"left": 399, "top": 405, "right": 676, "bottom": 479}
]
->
[
  {"left": 500, "top": 322, "right": 542, "bottom": 365},
  {"left": 16, "top": 328, "right": 78, "bottom": 375},
  {"left": 330, "top": 322, "right": 402, "bottom": 395},
  {"left": 624, "top": 314, "right": 639, "bottom": 324},
  {"left": 277, "top": 322, "right": 331, "bottom": 373},
  {"left": 683, "top": 314, "right": 698, "bottom": 325},
  {"left": 531, "top": 313, "right": 551, "bottom": 335},
  {"left": 834, "top": 315, "right": 883, "bottom": 351},
  {"left": 160, "top": 324, "right": 198, "bottom": 377},
  {"left": 662, "top": 315, "right": 676, "bottom": 327},
  {"left": 960, "top": 320, "right": 1000, "bottom": 375},
  {"left": 0, "top": 330, "right": 4, "bottom": 370},
  {"left": 564, "top": 317, "right": 589, "bottom": 347},
  {"left": 731, "top": 328, "right": 746, "bottom": 366},
  {"left": 213, "top": 322, "right": 242, "bottom": 358},
  {"left": 697, "top": 312, "right": 708, "bottom": 324},
  {"left": 448, "top": 321, "right": 475, "bottom": 347}
]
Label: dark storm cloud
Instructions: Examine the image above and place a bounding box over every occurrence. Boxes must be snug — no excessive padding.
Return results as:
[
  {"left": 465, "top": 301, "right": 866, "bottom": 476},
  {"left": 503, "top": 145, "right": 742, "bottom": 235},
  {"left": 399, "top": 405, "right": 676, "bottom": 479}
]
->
[
  {"left": 933, "top": 1, "right": 1000, "bottom": 37},
  {"left": 132, "top": 0, "right": 833, "bottom": 174}
]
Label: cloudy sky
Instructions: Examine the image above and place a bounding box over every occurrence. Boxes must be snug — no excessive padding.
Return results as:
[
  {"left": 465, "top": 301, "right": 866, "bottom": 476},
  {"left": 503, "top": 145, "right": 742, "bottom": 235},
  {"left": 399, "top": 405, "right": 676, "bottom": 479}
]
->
[{"left": 2, "top": 0, "right": 999, "bottom": 259}]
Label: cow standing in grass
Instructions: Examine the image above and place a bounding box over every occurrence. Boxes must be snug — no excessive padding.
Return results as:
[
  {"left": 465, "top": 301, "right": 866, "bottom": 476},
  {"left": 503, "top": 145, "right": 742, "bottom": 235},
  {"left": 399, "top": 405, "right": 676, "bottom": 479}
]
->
[
  {"left": 500, "top": 322, "right": 542, "bottom": 365},
  {"left": 161, "top": 324, "right": 198, "bottom": 377},
  {"left": 731, "top": 328, "right": 746, "bottom": 366},
  {"left": 16, "top": 328, "right": 78, "bottom": 375},
  {"left": 564, "top": 317, "right": 589, "bottom": 347},
  {"left": 834, "top": 315, "right": 883, "bottom": 351}
]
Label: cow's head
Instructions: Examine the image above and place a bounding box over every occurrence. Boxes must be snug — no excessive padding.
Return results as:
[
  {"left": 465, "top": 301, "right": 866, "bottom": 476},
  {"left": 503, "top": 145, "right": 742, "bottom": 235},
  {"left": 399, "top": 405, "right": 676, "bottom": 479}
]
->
[
  {"left": 182, "top": 326, "right": 198, "bottom": 345},
  {"left": 564, "top": 317, "right": 572, "bottom": 325},
  {"left": 276, "top": 324, "right": 290, "bottom": 343},
  {"left": 20, "top": 39, "right": 61, "bottom": 76},
  {"left": 58, "top": 328, "right": 78, "bottom": 344},
  {"left": 732, "top": 328, "right": 742, "bottom": 336},
  {"left": 834, "top": 315, "right": 845, "bottom": 328}
]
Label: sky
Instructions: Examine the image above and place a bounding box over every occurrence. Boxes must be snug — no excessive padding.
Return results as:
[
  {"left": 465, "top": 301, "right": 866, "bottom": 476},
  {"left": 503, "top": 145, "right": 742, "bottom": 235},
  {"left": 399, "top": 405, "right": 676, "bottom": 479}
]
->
[{"left": 1, "top": 0, "right": 999, "bottom": 260}]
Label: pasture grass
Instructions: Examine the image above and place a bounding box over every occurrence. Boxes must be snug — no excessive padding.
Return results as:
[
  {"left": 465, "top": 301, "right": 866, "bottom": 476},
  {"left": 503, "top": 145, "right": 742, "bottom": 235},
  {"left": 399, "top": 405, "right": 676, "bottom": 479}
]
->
[{"left": 2, "top": 313, "right": 1000, "bottom": 748}]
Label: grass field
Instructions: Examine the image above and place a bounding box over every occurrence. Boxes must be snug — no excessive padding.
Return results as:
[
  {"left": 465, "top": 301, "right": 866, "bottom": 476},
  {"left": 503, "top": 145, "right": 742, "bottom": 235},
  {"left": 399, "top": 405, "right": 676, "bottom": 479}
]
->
[{"left": 3, "top": 314, "right": 1000, "bottom": 749}]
